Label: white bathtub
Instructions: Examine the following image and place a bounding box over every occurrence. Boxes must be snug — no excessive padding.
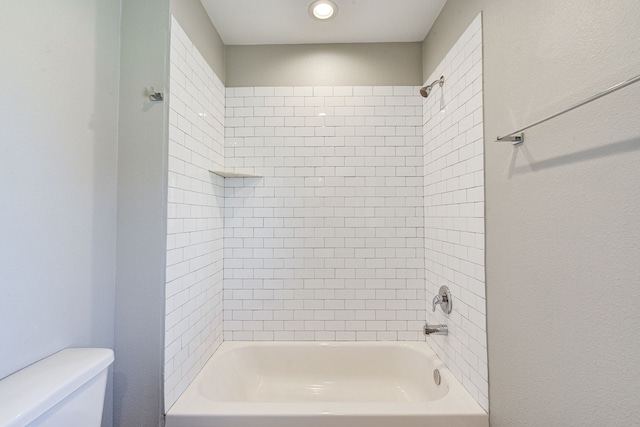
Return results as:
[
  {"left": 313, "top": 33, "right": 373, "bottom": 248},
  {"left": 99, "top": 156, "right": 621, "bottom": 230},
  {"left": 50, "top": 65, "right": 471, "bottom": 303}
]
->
[{"left": 166, "top": 341, "right": 488, "bottom": 427}]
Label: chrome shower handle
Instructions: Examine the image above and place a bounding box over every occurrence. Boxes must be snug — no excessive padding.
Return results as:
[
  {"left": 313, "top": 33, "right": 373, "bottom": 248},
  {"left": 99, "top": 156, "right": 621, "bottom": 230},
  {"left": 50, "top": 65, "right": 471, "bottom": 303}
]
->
[
  {"left": 432, "top": 294, "right": 443, "bottom": 312},
  {"left": 432, "top": 285, "right": 452, "bottom": 314}
]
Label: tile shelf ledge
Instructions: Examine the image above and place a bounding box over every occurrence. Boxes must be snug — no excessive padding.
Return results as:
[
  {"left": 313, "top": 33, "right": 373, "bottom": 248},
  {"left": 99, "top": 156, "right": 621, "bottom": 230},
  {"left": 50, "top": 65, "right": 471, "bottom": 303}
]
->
[{"left": 209, "top": 170, "right": 261, "bottom": 178}]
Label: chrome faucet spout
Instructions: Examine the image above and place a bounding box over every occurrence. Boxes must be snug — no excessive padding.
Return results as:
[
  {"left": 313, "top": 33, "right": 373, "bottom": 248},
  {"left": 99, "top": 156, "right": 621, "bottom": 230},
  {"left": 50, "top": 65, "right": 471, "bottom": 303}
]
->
[{"left": 423, "top": 323, "right": 448, "bottom": 336}]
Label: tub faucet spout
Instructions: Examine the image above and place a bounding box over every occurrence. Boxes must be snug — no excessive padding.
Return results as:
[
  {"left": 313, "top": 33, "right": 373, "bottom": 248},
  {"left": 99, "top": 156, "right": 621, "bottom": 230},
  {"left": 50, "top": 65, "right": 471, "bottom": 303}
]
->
[{"left": 423, "top": 323, "right": 448, "bottom": 336}]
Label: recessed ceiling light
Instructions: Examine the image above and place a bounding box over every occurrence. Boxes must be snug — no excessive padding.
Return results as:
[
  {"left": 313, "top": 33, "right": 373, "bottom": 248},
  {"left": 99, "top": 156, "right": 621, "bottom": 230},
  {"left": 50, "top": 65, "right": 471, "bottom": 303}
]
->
[{"left": 309, "top": 0, "right": 338, "bottom": 21}]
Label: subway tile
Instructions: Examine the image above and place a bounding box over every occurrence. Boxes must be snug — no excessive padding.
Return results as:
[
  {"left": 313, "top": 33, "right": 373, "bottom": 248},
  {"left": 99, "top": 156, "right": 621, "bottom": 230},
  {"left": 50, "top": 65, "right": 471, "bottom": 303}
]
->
[
  {"left": 285, "top": 96, "right": 305, "bottom": 107},
  {"left": 165, "top": 18, "right": 225, "bottom": 410},
  {"left": 422, "top": 14, "right": 487, "bottom": 411},
  {"left": 293, "top": 87, "right": 313, "bottom": 96},
  {"left": 254, "top": 87, "right": 275, "bottom": 97},
  {"left": 372, "top": 86, "right": 393, "bottom": 96},
  {"left": 172, "top": 12, "right": 485, "bottom": 413},
  {"left": 274, "top": 87, "right": 294, "bottom": 96},
  {"left": 333, "top": 86, "right": 353, "bottom": 96},
  {"left": 352, "top": 86, "right": 373, "bottom": 96}
]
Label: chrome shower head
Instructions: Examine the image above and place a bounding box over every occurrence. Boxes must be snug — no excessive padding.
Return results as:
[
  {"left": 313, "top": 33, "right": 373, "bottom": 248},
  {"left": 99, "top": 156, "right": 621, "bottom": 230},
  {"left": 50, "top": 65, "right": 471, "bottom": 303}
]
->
[
  {"left": 419, "top": 75, "right": 445, "bottom": 98},
  {"left": 420, "top": 86, "right": 432, "bottom": 98}
]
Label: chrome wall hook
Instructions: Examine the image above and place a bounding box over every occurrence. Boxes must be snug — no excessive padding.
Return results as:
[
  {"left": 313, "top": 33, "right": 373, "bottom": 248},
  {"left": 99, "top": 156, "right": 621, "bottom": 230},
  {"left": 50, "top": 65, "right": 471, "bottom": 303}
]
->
[{"left": 149, "top": 87, "right": 164, "bottom": 102}]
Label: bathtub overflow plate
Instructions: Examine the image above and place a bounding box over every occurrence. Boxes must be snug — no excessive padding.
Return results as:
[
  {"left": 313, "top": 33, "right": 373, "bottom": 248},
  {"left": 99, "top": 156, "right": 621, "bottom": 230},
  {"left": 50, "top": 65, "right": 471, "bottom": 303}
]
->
[{"left": 433, "top": 369, "right": 441, "bottom": 385}]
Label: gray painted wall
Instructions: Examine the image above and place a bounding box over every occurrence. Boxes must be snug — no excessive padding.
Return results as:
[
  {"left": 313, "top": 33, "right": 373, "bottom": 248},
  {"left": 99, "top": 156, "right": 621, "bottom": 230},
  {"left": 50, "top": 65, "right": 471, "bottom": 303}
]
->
[
  {"left": 115, "top": 0, "right": 170, "bottom": 426},
  {"left": 424, "top": 1, "right": 640, "bottom": 425},
  {"left": 171, "top": 0, "right": 226, "bottom": 83},
  {"left": 170, "top": 8, "right": 424, "bottom": 88},
  {"left": 226, "top": 42, "right": 423, "bottom": 87},
  {"left": 0, "top": 2, "right": 120, "bottom": 426}
]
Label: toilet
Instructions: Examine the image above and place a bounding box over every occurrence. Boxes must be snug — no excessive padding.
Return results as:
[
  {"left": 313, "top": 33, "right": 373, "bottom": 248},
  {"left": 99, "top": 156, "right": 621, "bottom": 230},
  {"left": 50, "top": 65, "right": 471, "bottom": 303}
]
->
[{"left": 0, "top": 348, "right": 114, "bottom": 427}]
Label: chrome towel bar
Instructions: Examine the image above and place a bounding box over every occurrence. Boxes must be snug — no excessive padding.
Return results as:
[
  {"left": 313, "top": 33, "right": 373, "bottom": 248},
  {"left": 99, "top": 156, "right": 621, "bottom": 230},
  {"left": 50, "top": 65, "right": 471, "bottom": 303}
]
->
[{"left": 497, "top": 74, "right": 640, "bottom": 145}]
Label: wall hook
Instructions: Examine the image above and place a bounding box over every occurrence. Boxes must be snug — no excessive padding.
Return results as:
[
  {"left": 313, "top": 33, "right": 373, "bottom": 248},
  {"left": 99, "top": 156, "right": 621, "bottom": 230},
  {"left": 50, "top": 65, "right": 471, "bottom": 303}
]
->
[{"left": 149, "top": 87, "right": 164, "bottom": 102}]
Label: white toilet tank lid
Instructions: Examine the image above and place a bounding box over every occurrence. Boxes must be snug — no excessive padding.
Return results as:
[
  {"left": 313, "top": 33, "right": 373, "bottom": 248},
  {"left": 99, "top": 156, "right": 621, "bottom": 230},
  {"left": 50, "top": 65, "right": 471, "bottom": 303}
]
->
[{"left": 0, "top": 348, "right": 114, "bottom": 427}]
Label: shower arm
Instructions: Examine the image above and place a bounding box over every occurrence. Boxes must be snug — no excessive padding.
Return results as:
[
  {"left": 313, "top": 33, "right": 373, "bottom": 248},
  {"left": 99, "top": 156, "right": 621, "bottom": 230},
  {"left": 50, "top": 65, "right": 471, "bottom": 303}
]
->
[{"left": 426, "top": 76, "right": 444, "bottom": 90}]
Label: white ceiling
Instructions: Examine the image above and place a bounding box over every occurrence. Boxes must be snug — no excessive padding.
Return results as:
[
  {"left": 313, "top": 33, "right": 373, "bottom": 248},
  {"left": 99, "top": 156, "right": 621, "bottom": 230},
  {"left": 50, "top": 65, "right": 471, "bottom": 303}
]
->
[{"left": 200, "top": 0, "right": 447, "bottom": 45}]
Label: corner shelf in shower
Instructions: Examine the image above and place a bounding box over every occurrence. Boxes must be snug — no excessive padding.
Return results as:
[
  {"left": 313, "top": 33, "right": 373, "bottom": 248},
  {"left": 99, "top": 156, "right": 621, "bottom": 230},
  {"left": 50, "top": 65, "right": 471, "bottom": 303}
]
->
[{"left": 209, "top": 170, "right": 261, "bottom": 178}]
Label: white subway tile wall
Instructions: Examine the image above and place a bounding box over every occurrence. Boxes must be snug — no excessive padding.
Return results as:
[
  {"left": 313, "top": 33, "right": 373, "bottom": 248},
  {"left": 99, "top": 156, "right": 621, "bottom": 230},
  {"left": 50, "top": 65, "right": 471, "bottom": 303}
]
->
[
  {"left": 165, "top": 12, "right": 488, "bottom": 413},
  {"left": 164, "top": 17, "right": 225, "bottom": 409},
  {"left": 223, "top": 86, "right": 426, "bottom": 341},
  {"left": 423, "top": 14, "right": 487, "bottom": 410}
]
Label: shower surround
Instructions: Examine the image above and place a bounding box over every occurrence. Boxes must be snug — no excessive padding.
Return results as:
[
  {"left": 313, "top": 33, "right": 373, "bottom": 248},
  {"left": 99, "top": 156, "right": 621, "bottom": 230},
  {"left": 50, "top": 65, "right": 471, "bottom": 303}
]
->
[
  {"left": 165, "top": 17, "right": 225, "bottom": 408},
  {"left": 165, "top": 13, "right": 487, "bottom": 413},
  {"left": 423, "top": 14, "right": 487, "bottom": 410},
  {"left": 223, "top": 85, "right": 426, "bottom": 342}
]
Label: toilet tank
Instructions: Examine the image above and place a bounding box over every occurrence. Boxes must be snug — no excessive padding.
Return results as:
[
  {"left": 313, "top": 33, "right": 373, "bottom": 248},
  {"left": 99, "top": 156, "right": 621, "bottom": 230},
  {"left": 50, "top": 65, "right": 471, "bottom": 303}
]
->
[{"left": 0, "top": 348, "right": 114, "bottom": 427}]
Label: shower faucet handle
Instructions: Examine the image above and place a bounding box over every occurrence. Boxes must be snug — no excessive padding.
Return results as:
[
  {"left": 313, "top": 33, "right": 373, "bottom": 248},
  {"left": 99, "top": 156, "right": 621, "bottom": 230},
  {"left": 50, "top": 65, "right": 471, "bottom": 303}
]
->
[
  {"left": 432, "top": 285, "right": 452, "bottom": 314},
  {"left": 432, "top": 294, "right": 442, "bottom": 311}
]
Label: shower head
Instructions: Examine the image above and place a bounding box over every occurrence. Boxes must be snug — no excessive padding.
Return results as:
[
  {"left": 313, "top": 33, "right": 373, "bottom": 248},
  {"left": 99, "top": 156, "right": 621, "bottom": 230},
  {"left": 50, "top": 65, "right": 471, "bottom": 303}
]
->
[
  {"left": 419, "top": 86, "right": 432, "bottom": 98},
  {"left": 419, "top": 75, "right": 445, "bottom": 98}
]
